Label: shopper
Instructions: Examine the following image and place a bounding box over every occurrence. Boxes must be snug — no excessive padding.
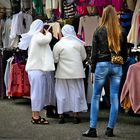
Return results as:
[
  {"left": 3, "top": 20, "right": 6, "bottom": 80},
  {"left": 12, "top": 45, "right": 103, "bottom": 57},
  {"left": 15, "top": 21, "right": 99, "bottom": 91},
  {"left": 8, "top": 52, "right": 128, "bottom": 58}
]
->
[
  {"left": 82, "top": 5, "right": 128, "bottom": 137},
  {"left": 53, "top": 24, "right": 88, "bottom": 124},
  {"left": 18, "top": 19, "right": 55, "bottom": 125},
  {"left": 43, "top": 24, "right": 58, "bottom": 118}
]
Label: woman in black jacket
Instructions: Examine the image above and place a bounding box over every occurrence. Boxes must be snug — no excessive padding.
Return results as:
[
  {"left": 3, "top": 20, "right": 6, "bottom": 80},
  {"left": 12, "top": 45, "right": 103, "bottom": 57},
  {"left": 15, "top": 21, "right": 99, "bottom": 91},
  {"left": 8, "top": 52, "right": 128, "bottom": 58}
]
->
[{"left": 83, "top": 5, "right": 128, "bottom": 138}]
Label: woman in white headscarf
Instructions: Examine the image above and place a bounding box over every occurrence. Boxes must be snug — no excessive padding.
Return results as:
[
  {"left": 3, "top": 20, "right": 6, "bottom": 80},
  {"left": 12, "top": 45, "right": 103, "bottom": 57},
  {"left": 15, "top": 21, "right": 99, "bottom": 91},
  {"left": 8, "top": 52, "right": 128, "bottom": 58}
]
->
[
  {"left": 53, "top": 24, "right": 88, "bottom": 124},
  {"left": 19, "top": 19, "right": 55, "bottom": 125}
]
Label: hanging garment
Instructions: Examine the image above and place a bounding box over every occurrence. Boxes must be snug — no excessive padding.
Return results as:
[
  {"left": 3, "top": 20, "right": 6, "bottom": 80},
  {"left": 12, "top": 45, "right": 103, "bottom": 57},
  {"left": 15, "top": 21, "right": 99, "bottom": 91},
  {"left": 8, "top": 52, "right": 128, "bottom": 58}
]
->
[
  {"left": 10, "top": 12, "right": 32, "bottom": 39},
  {"left": 76, "top": 5, "right": 89, "bottom": 16},
  {"left": 127, "top": 12, "right": 140, "bottom": 48},
  {"left": 11, "top": 0, "right": 21, "bottom": 14},
  {"left": 48, "top": 22, "right": 62, "bottom": 40},
  {"left": 0, "top": 19, "right": 5, "bottom": 48},
  {"left": 21, "top": 0, "right": 32, "bottom": 9},
  {"left": 120, "top": 62, "right": 140, "bottom": 114},
  {"left": 45, "top": 0, "right": 62, "bottom": 10},
  {"left": 111, "top": 0, "right": 123, "bottom": 12},
  {"left": 4, "top": 57, "right": 14, "bottom": 96},
  {"left": 8, "top": 63, "right": 30, "bottom": 97},
  {"left": 66, "top": 0, "right": 75, "bottom": 4},
  {"left": 120, "top": 11, "right": 133, "bottom": 35},
  {"left": 127, "top": 0, "right": 140, "bottom": 46},
  {"left": 126, "top": 0, "right": 137, "bottom": 11},
  {"left": 119, "top": 56, "right": 136, "bottom": 99},
  {"left": 45, "top": 0, "right": 62, "bottom": 19},
  {"left": 2, "top": 18, "right": 12, "bottom": 48},
  {"left": 62, "top": 0, "right": 77, "bottom": 19},
  {"left": 78, "top": 15, "right": 99, "bottom": 46},
  {"left": 0, "top": 51, "right": 4, "bottom": 97},
  {"left": 32, "top": 0, "right": 44, "bottom": 16}
]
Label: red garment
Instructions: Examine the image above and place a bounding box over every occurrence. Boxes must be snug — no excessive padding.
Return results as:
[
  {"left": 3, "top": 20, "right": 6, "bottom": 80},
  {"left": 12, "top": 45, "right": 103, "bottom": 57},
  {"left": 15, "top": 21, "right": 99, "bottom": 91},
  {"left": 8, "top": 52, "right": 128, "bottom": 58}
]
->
[
  {"left": 120, "top": 62, "right": 140, "bottom": 114},
  {"left": 76, "top": 5, "right": 89, "bottom": 15},
  {"left": 112, "top": 0, "right": 123, "bottom": 12},
  {"left": 8, "top": 63, "right": 30, "bottom": 97}
]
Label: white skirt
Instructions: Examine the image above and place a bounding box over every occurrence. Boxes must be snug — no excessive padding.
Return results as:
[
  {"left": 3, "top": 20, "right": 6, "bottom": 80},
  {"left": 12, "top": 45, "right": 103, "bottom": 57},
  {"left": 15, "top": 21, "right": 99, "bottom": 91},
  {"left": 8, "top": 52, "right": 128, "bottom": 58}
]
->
[
  {"left": 55, "top": 79, "right": 88, "bottom": 114},
  {"left": 28, "top": 70, "right": 56, "bottom": 111}
]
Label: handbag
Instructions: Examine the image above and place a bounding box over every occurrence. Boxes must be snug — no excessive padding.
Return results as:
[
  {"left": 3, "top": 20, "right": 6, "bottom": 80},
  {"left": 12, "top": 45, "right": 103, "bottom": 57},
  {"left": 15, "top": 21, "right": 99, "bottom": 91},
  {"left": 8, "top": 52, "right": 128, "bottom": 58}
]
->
[{"left": 110, "top": 51, "right": 124, "bottom": 65}]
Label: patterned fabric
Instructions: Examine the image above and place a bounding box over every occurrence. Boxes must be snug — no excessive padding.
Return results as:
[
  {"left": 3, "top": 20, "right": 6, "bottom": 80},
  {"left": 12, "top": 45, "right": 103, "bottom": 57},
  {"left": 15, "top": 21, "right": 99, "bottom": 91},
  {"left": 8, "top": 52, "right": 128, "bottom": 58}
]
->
[
  {"left": 63, "top": 0, "right": 76, "bottom": 18},
  {"left": 66, "top": 0, "right": 75, "bottom": 4}
]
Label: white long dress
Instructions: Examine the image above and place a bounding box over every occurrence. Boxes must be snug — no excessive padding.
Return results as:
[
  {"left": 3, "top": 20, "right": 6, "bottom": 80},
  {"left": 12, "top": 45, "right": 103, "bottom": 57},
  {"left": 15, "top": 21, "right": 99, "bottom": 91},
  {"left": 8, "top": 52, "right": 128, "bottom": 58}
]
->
[{"left": 55, "top": 79, "right": 88, "bottom": 114}]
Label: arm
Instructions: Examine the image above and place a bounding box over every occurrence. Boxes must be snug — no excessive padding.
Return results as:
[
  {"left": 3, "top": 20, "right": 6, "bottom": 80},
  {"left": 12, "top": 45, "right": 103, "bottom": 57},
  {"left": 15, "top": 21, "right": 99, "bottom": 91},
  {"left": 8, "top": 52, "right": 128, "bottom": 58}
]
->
[
  {"left": 36, "top": 32, "right": 52, "bottom": 46},
  {"left": 90, "top": 29, "right": 98, "bottom": 73},
  {"left": 53, "top": 43, "right": 61, "bottom": 63},
  {"left": 78, "top": 17, "right": 83, "bottom": 36},
  {"left": 80, "top": 45, "right": 87, "bottom": 61}
]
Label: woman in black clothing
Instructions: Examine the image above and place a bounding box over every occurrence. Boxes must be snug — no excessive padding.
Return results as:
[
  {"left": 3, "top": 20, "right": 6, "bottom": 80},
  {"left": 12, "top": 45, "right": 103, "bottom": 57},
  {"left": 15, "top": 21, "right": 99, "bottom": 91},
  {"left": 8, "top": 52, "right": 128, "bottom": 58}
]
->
[{"left": 82, "top": 5, "right": 128, "bottom": 138}]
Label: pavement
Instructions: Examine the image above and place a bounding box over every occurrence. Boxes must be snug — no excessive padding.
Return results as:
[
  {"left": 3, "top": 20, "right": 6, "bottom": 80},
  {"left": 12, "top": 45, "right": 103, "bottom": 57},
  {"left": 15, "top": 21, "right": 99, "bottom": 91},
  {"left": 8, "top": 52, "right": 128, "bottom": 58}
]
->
[{"left": 0, "top": 98, "right": 140, "bottom": 140}]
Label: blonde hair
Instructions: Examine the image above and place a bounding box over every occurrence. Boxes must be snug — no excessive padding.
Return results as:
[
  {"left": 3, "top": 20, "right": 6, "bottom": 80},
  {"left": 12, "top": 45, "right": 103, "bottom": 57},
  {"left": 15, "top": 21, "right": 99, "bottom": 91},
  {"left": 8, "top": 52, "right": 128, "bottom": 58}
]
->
[{"left": 99, "top": 5, "right": 121, "bottom": 53}]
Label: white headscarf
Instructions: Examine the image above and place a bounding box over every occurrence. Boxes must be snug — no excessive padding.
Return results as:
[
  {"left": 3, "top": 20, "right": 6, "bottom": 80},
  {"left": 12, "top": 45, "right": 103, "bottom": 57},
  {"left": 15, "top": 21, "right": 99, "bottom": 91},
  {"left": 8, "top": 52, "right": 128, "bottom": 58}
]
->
[
  {"left": 61, "top": 24, "right": 85, "bottom": 45},
  {"left": 18, "top": 19, "right": 44, "bottom": 50}
]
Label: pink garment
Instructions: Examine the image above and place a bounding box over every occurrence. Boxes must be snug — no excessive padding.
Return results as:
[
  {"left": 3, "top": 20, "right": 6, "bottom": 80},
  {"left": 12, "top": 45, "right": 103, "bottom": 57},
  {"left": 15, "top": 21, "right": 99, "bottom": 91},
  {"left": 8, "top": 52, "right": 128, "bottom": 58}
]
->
[
  {"left": 96, "top": 6, "right": 104, "bottom": 17},
  {"left": 53, "top": 9, "right": 61, "bottom": 19},
  {"left": 120, "top": 62, "right": 140, "bottom": 114},
  {"left": 76, "top": 5, "right": 89, "bottom": 15},
  {"left": 94, "top": 0, "right": 123, "bottom": 16},
  {"left": 95, "top": 0, "right": 110, "bottom": 7},
  {"left": 112, "top": 0, "right": 123, "bottom": 12},
  {"left": 78, "top": 15, "right": 99, "bottom": 46},
  {"left": 79, "top": 0, "right": 90, "bottom": 4},
  {"left": 94, "top": 0, "right": 110, "bottom": 16}
]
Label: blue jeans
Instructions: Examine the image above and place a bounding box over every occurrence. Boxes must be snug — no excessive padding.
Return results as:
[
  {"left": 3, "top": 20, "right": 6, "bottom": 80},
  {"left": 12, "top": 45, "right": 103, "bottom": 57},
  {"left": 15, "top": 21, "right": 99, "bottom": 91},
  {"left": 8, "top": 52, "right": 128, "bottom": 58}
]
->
[{"left": 90, "top": 62, "right": 122, "bottom": 129}]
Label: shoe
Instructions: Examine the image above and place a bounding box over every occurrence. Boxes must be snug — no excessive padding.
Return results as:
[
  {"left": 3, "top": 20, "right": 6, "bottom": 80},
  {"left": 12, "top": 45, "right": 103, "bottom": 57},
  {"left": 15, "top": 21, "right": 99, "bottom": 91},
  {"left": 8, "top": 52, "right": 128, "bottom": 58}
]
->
[
  {"left": 58, "top": 117, "right": 65, "bottom": 124},
  {"left": 47, "top": 113, "right": 59, "bottom": 118},
  {"left": 46, "top": 106, "right": 59, "bottom": 118},
  {"left": 105, "top": 127, "right": 114, "bottom": 137},
  {"left": 63, "top": 113, "right": 70, "bottom": 118},
  {"left": 82, "top": 128, "right": 97, "bottom": 138},
  {"left": 73, "top": 117, "right": 81, "bottom": 124},
  {"left": 31, "top": 116, "right": 49, "bottom": 125}
]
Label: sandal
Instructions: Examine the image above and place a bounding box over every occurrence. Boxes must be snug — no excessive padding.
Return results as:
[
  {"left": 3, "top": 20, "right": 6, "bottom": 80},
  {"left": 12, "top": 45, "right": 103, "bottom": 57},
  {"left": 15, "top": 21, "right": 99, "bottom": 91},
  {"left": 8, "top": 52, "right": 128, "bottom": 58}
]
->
[{"left": 31, "top": 116, "right": 49, "bottom": 125}]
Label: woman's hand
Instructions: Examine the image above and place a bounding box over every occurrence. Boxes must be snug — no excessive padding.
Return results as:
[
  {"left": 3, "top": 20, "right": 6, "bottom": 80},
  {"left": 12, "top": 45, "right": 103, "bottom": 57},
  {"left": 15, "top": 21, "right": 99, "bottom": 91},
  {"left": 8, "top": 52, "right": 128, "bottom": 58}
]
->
[
  {"left": 44, "top": 29, "right": 48, "bottom": 35},
  {"left": 90, "top": 73, "right": 93, "bottom": 83}
]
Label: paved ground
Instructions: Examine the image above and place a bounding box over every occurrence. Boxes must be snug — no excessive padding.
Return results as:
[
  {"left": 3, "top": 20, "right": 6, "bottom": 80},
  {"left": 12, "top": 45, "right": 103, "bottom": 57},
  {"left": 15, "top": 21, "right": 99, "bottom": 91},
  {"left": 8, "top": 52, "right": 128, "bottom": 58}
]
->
[{"left": 0, "top": 98, "right": 140, "bottom": 140}]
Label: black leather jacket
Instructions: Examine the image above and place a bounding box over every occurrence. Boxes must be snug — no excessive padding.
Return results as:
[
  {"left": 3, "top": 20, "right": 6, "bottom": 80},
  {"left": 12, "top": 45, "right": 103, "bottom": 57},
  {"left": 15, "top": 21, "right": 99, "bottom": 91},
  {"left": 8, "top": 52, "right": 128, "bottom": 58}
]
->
[{"left": 91, "top": 26, "right": 128, "bottom": 72}]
